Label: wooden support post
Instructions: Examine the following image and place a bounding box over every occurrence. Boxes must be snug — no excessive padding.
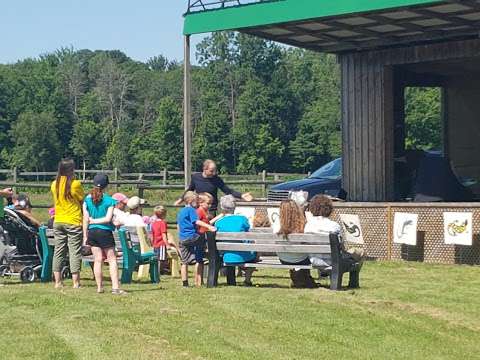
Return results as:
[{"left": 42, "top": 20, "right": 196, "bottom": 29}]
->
[
  {"left": 183, "top": 35, "right": 192, "bottom": 190},
  {"left": 386, "top": 205, "right": 393, "bottom": 261},
  {"left": 114, "top": 167, "right": 119, "bottom": 192},
  {"left": 261, "top": 170, "right": 267, "bottom": 198},
  {"left": 12, "top": 166, "right": 18, "bottom": 193},
  {"left": 162, "top": 168, "right": 167, "bottom": 186},
  {"left": 12, "top": 166, "right": 17, "bottom": 183}
]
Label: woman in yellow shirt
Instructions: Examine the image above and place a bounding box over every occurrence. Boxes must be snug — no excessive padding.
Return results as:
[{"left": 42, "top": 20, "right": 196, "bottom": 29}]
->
[{"left": 51, "top": 159, "right": 85, "bottom": 289}]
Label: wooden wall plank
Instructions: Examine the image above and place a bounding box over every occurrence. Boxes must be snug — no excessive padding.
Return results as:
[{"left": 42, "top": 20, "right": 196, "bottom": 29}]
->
[{"left": 339, "top": 38, "right": 480, "bottom": 201}]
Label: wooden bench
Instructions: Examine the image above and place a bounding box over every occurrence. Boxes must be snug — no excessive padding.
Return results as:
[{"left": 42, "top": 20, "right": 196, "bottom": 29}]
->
[{"left": 206, "top": 231, "right": 362, "bottom": 290}]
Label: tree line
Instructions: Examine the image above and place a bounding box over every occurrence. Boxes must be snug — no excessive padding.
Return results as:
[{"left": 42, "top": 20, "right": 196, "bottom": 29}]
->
[{"left": 0, "top": 32, "right": 441, "bottom": 174}]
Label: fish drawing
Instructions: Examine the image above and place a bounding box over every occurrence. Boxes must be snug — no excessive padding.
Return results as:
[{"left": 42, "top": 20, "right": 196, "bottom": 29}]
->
[
  {"left": 396, "top": 219, "right": 413, "bottom": 239},
  {"left": 343, "top": 221, "right": 361, "bottom": 237},
  {"left": 447, "top": 220, "right": 468, "bottom": 237}
]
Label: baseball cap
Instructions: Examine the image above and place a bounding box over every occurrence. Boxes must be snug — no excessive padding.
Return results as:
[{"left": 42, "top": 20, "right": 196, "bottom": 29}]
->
[
  {"left": 127, "top": 196, "right": 146, "bottom": 210},
  {"left": 220, "top": 195, "right": 236, "bottom": 212},
  {"left": 112, "top": 193, "right": 129, "bottom": 204},
  {"left": 93, "top": 174, "right": 109, "bottom": 189}
]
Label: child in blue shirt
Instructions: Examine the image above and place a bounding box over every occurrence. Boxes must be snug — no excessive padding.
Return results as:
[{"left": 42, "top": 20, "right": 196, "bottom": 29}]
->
[
  {"left": 214, "top": 195, "right": 256, "bottom": 286},
  {"left": 177, "top": 191, "right": 215, "bottom": 287}
]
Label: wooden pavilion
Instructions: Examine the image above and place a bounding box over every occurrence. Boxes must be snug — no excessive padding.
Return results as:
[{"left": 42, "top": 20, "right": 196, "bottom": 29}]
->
[{"left": 183, "top": 0, "right": 480, "bottom": 202}]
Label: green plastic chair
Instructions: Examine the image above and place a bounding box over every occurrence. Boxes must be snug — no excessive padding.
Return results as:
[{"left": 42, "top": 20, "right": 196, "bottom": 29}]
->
[
  {"left": 38, "top": 226, "right": 53, "bottom": 282},
  {"left": 118, "top": 228, "right": 159, "bottom": 284}
]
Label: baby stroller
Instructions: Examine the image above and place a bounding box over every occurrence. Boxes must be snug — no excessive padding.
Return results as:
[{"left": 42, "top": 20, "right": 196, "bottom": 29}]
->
[{"left": 0, "top": 207, "right": 42, "bottom": 282}]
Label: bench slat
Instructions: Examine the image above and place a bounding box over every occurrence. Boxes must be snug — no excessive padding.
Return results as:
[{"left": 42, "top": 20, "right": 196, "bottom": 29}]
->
[
  {"left": 215, "top": 232, "right": 330, "bottom": 244},
  {"left": 241, "top": 262, "right": 312, "bottom": 269},
  {"left": 216, "top": 243, "right": 330, "bottom": 253}
]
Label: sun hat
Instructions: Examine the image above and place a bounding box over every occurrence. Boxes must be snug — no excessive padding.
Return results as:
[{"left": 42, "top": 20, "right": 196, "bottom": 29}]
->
[
  {"left": 127, "top": 196, "right": 146, "bottom": 210},
  {"left": 93, "top": 174, "right": 109, "bottom": 189},
  {"left": 112, "top": 193, "right": 129, "bottom": 204}
]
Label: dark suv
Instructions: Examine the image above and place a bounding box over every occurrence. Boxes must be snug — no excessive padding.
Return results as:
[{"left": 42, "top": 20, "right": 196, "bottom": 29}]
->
[
  {"left": 267, "top": 158, "right": 344, "bottom": 202},
  {"left": 268, "top": 151, "right": 475, "bottom": 202}
]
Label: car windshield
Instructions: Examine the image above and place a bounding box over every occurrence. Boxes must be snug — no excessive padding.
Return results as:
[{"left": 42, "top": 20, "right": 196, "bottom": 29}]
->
[{"left": 309, "top": 158, "right": 342, "bottom": 180}]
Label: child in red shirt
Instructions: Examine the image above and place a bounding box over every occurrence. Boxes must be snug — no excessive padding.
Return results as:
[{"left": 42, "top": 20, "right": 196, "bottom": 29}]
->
[
  {"left": 151, "top": 206, "right": 179, "bottom": 277},
  {"left": 193, "top": 193, "right": 215, "bottom": 286},
  {"left": 196, "top": 193, "right": 213, "bottom": 234}
]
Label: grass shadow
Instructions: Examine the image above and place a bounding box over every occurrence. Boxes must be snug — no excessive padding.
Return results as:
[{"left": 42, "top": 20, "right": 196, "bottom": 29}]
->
[{"left": 121, "top": 287, "right": 164, "bottom": 293}]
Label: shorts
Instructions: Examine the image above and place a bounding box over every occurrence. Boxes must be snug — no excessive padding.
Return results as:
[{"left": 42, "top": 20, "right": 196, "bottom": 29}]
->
[
  {"left": 87, "top": 229, "right": 115, "bottom": 249},
  {"left": 154, "top": 246, "right": 167, "bottom": 261},
  {"left": 179, "top": 234, "right": 205, "bottom": 265}
]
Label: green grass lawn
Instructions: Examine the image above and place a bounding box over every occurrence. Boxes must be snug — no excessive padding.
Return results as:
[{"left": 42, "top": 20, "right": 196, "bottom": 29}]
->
[{"left": 1, "top": 261, "right": 479, "bottom": 359}]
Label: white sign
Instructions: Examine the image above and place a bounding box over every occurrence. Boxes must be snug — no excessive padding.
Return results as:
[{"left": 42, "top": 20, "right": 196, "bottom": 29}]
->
[
  {"left": 289, "top": 191, "right": 308, "bottom": 207},
  {"left": 393, "top": 212, "right": 418, "bottom": 245},
  {"left": 339, "top": 214, "right": 364, "bottom": 244},
  {"left": 267, "top": 208, "right": 281, "bottom": 233},
  {"left": 305, "top": 211, "right": 314, "bottom": 221},
  {"left": 444, "top": 212, "right": 473, "bottom": 246},
  {"left": 234, "top": 206, "right": 256, "bottom": 228}
]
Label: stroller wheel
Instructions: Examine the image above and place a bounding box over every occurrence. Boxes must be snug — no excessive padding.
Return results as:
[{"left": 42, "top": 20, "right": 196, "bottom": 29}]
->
[
  {"left": 20, "top": 266, "right": 36, "bottom": 283},
  {"left": 0, "top": 265, "right": 8, "bottom": 277},
  {"left": 61, "top": 266, "right": 71, "bottom": 280}
]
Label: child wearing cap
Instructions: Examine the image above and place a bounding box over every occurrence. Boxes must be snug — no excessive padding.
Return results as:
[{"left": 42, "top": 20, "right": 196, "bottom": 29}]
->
[
  {"left": 123, "top": 196, "right": 147, "bottom": 227},
  {"left": 177, "top": 191, "right": 216, "bottom": 287},
  {"left": 112, "top": 193, "right": 129, "bottom": 227},
  {"left": 151, "top": 206, "right": 179, "bottom": 278},
  {"left": 83, "top": 174, "right": 125, "bottom": 295}
]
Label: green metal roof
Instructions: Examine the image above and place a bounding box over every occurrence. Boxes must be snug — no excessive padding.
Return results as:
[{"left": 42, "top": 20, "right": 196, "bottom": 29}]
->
[
  {"left": 183, "top": 0, "right": 480, "bottom": 53},
  {"left": 183, "top": 0, "right": 441, "bottom": 35}
]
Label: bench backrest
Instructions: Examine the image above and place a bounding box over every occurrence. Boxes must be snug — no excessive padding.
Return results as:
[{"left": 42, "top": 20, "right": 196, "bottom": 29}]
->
[
  {"left": 136, "top": 226, "right": 153, "bottom": 254},
  {"left": 44, "top": 228, "right": 55, "bottom": 246},
  {"left": 212, "top": 232, "right": 335, "bottom": 254},
  {"left": 124, "top": 226, "right": 143, "bottom": 244}
]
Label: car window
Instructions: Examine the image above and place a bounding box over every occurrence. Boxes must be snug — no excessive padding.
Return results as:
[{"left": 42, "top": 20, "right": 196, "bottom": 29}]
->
[{"left": 309, "top": 158, "right": 342, "bottom": 180}]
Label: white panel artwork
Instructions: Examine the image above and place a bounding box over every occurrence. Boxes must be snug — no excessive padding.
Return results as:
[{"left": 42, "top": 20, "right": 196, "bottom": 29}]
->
[
  {"left": 393, "top": 212, "right": 418, "bottom": 246},
  {"left": 267, "top": 207, "right": 281, "bottom": 233},
  {"left": 234, "top": 206, "right": 256, "bottom": 228},
  {"left": 339, "top": 214, "right": 364, "bottom": 244},
  {"left": 444, "top": 212, "right": 473, "bottom": 246}
]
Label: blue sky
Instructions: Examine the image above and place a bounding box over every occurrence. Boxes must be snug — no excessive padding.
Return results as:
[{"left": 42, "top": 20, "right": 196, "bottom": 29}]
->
[{"left": 0, "top": 0, "right": 205, "bottom": 64}]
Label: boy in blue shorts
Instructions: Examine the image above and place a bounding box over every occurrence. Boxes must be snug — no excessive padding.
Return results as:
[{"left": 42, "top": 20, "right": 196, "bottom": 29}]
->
[{"left": 177, "top": 191, "right": 216, "bottom": 287}]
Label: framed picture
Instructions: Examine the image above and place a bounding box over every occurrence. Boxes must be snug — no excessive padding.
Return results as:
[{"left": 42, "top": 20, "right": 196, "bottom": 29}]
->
[
  {"left": 339, "top": 214, "right": 364, "bottom": 244},
  {"left": 444, "top": 212, "right": 472, "bottom": 246},
  {"left": 267, "top": 208, "right": 281, "bottom": 232},
  {"left": 234, "top": 206, "right": 256, "bottom": 228},
  {"left": 393, "top": 212, "right": 418, "bottom": 246}
]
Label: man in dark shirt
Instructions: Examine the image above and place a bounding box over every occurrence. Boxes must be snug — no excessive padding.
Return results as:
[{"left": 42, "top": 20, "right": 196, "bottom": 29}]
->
[{"left": 175, "top": 160, "right": 253, "bottom": 213}]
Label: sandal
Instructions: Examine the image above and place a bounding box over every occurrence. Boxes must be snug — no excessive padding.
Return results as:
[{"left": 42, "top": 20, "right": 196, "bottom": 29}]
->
[
  {"left": 97, "top": 288, "right": 104, "bottom": 294},
  {"left": 111, "top": 289, "right": 127, "bottom": 295}
]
